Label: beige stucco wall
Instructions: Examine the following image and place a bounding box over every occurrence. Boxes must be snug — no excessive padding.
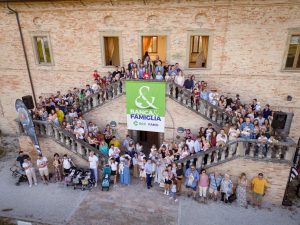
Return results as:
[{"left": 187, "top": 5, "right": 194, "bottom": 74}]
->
[{"left": 0, "top": 0, "right": 299, "bottom": 141}]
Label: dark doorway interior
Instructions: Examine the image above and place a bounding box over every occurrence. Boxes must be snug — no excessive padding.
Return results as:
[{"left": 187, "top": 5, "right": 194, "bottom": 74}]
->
[{"left": 138, "top": 131, "right": 159, "bottom": 156}]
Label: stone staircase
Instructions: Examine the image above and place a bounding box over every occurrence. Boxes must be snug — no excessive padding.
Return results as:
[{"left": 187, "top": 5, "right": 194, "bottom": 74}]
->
[{"left": 16, "top": 80, "right": 296, "bottom": 168}]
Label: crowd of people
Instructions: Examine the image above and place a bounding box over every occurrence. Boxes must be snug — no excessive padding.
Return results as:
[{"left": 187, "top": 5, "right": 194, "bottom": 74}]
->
[{"left": 23, "top": 55, "right": 280, "bottom": 208}]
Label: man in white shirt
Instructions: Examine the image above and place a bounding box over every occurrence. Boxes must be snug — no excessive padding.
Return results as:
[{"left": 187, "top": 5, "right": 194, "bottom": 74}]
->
[
  {"left": 89, "top": 151, "right": 99, "bottom": 187},
  {"left": 186, "top": 137, "right": 195, "bottom": 153},
  {"left": 216, "top": 129, "right": 228, "bottom": 147},
  {"left": 37, "top": 154, "right": 49, "bottom": 184},
  {"left": 74, "top": 124, "right": 85, "bottom": 140}
]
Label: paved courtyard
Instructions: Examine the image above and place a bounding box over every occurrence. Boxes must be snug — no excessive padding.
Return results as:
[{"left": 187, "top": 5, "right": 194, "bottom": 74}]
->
[{"left": 0, "top": 137, "right": 299, "bottom": 225}]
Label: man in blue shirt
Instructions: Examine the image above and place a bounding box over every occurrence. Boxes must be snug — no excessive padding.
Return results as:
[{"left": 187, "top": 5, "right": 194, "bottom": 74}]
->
[
  {"left": 144, "top": 158, "right": 153, "bottom": 189},
  {"left": 185, "top": 164, "right": 199, "bottom": 198},
  {"left": 209, "top": 171, "right": 222, "bottom": 201},
  {"left": 240, "top": 117, "right": 254, "bottom": 139}
]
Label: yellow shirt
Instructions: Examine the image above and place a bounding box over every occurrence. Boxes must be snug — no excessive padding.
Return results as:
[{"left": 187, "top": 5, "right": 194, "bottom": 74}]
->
[
  {"left": 252, "top": 177, "right": 267, "bottom": 194},
  {"left": 56, "top": 110, "right": 65, "bottom": 123},
  {"left": 109, "top": 139, "right": 120, "bottom": 148}
]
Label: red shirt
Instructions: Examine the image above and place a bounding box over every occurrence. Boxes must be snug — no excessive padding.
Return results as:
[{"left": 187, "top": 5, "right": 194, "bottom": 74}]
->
[{"left": 93, "top": 72, "right": 100, "bottom": 79}]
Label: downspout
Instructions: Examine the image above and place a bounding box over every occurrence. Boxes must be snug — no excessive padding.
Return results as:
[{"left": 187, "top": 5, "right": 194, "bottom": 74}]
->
[{"left": 6, "top": 2, "right": 37, "bottom": 107}]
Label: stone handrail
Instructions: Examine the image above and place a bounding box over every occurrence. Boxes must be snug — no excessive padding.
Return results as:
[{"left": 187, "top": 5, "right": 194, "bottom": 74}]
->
[
  {"left": 166, "top": 80, "right": 233, "bottom": 128},
  {"left": 16, "top": 120, "right": 108, "bottom": 167},
  {"left": 176, "top": 137, "right": 296, "bottom": 169},
  {"left": 80, "top": 80, "right": 125, "bottom": 114}
]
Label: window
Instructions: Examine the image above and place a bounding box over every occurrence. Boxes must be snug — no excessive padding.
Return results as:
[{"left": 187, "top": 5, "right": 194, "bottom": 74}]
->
[
  {"left": 34, "top": 36, "right": 52, "bottom": 64},
  {"left": 104, "top": 36, "right": 120, "bottom": 66},
  {"left": 142, "top": 36, "right": 158, "bottom": 53},
  {"left": 285, "top": 35, "right": 300, "bottom": 70},
  {"left": 189, "top": 35, "right": 209, "bottom": 68}
]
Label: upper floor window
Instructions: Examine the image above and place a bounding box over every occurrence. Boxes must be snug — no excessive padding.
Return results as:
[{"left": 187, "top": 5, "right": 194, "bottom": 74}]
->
[
  {"left": 34, "top": 36, "right": 52, "bottom": 64},
  {"left": 104, "top": 36, "right": 120, "bottom": 66},
  {"left": 189, "top": 35, "right": 209, "bottom": 68},
  {"left": 285, "top": 35, "right": 300, "bottom": 70},
  {"left": 143, "top": 36, "right": 158, "bottom": 53}
]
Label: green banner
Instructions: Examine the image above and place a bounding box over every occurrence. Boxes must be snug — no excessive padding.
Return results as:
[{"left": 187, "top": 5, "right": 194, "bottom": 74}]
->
[{"left": 126, "top": 81, "right": 166, "bottom": 132}]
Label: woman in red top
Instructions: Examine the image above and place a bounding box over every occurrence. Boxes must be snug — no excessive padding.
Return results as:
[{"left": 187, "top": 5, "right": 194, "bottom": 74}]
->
[
  {"left": 143, "top": 69, "right": 151, "bottom": 80},
  {"left": 210, "top": 131, "right": 217, "bottom": 147}
]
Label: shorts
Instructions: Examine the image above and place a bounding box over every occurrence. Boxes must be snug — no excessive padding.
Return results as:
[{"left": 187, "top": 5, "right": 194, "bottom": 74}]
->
[
  {"left": 253, "top": 192, "right": 263, "bottom": 201},
  {"left": 111, "top": 170, "right": 117, "bottom": 176},
  {"left": 186, "top": 185, "right": 197, "bottom": 191},
  {"left": 209, "top": 188, "right": 219, "bottom": 195},
  {"left": 199, "top": 186, "right": 208, "bottom": 197},
  {"left": 39, "top": 167, "right": 49, "bottom": 177}
]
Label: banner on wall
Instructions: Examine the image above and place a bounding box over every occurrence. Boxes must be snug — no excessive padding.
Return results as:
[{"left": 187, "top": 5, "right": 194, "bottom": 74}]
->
[{"left": 126, "top": 81, "right": 166, "bottom": 133}]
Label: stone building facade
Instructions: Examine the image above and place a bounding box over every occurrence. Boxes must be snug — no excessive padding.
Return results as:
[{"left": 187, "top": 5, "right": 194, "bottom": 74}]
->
[{"left": 0, "top": 0, "right": 299, "bottom": 142}]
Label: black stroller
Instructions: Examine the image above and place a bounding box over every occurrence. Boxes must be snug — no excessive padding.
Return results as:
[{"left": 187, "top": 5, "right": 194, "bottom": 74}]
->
[
  {"left": 10, "top": 166, "right": 28, "bottom": 186},
  {"left": 76, "top": 170, "right": 95, "bottom": 191}
]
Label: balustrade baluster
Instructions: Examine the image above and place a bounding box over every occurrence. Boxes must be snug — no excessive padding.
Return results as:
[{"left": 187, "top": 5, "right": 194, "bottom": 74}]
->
[
  {"left": 54, "top": 128, "right": 59, "bottom": 140},
  {"left": 212, "top": 109, "right": 217, "bottom": 121},
  {"left": 266, "top": 144, "right": 272, "bottom": 159},
  {"left": 213, "top": 149, "right": 219, "bottom": 163},
  {"left": 216, "top": 112, "right": 222, "bottom": 125},
  {"left": 59, "top": 131, "right": 65, "bottom": 144},
  {"left": 276, "top": 146, "right": 282, "bottom": 159},
  {"left": 46, "top": 124, "right": 54, "bottom": 136},
  {"left": 206, "top": 105, "right": 211, "bottom": 119},
  {"left": 196, "top": 155, "right": 203, "bottom": 169},
  {"left": 71, "top": 140, "right": 76, "bottom": 152},
  {"left": 92, "top": 94, "right": 99, "bottom": 108},
  {"left": 258, "top": 144, "right": 264, "bottom": 159},
  {"left": 249, "top": 143, "right": 256, "bottom": 157},
  {"left": 40, "top": 124, "right": 46, "bottom": 135},
  {"left": 65, "top": 136, "right": 70, "bottom": 147},
  {"left": 220, "top": 148, "right": 226, "bottom": 160},
  {"left": 77, "top": 142, "right": 84, "bottom": 156},
  {"left": 206, "top": 152, "right": 212, "bottom": 166},
  {"left": 200, "top": 101, "right": 206, "bottom": 115}
]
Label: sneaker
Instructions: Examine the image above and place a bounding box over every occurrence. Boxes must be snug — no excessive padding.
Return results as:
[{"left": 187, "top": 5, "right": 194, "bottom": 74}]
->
[
  {"left": 164, "top": 190, "right": 167, "bottom": 195},
  {"left": 174, "top": 199, "right": 178, "bottom": 203},
  {"left": 34, "top": 183, "right": 37, "bottom": 186},
  {"left": 94, "top": 183, "right": 97, "bottom": 187},
  {"left": 29, "top": 185, "right": 32, "bottom": 188}
]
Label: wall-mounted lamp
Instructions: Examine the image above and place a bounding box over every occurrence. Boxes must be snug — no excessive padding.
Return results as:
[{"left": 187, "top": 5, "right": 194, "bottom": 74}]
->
[
  {"left": 177, "top": 127, "right": 185, "bottom": 134},
  {"left": 287, "top": 95, "right": 293, "bottom": 101},
  {"left": 110, "top": 121, "right": 117, "bottom": 128}
]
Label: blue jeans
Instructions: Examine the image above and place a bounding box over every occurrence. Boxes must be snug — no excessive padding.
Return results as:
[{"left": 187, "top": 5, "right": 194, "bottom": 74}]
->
[
  {"left": 90, "top": 168, "right": 98, "bottom": 183},
  {"left": 146, "top": 173, "right": 152, "bottom": 188}
]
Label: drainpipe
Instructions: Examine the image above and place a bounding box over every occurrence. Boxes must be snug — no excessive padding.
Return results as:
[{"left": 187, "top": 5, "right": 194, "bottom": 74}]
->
[{"left": 6, "top": 2, "right": 37, "bottom": 107}]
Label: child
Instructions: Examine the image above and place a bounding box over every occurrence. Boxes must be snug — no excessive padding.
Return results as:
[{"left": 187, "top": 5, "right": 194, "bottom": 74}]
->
[
  {"left": 109, "top": 158, "right": 118, "bottom": 185},
  {"left": 170, "top": 178, "right": 178, "bottom": 202},
  {"left": 53, "top": 153, "right": 62, "bottom": 182},
  {"left": 163, "top": 167, "right": 171, "bottom": 195}
]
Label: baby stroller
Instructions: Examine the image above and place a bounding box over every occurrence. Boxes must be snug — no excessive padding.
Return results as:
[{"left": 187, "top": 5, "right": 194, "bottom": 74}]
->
[
  {"left": 79, "top": 170, "right": 95, "bottom": 191},
  {"left": 101, "top": 164, "right": 111, "bottom": 191},
  {"left": 10, "top": 166, "right": 28, "bottom": 186},
  {"left": 72, "top": 169, "right": 84, "bottom": 190},
  {"left": 65, "top": 168, "right": 76, "bottom": 186}
]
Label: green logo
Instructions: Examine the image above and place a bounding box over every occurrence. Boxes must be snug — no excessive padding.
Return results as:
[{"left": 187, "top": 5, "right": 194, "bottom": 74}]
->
[{"left": 133, "top": 121, "right": 138, "bottom": 126}]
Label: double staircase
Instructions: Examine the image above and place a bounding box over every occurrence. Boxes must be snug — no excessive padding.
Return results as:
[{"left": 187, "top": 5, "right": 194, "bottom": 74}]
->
[{"left": 16, "top": 80, "right": 296, "bottom": 170}]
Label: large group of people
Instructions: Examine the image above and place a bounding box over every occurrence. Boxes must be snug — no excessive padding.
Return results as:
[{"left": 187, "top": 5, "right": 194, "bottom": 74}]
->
[{"left": 22, "top": 55, "right": 282, "bottom": 209}]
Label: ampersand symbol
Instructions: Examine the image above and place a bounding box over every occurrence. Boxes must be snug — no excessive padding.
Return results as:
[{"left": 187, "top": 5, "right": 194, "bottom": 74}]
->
[{"left": 135, "top": 86, "right": 158, "bottom": 109}]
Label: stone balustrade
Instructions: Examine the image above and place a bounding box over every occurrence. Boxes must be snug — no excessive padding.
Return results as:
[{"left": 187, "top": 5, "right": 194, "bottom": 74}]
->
[
  {"left": 166, "top": 80, "right": 233, "bottom": 127},
  {"left": 176, "top": 137, "right": 296, "bottom": 169},
  {"left": 80, "top": 80, "right": 125, "bottom": 114},
  {"left": 17, "top": 120, "right": 108, "bottom": 167}
]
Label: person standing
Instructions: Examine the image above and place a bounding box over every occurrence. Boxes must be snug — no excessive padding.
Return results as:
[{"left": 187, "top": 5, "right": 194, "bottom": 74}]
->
[
  {"left": 184, "top": 164, "right": 199, "bottom": 199},
  {"left": 119, "top": 156, "right": 131, "bottom": 185},
  {"left": 37, "top": 154, "right": 50, "bottom": 185},
  {"left": 220, "top": 174, "right": 233, "bottom": 203},
  {"left": 176, "top": 163, "right": 184, "bottom": 194},
  {"left": 53, "top": 153, "right": 62, "bottom": 182},
  {"left": 251, "top": 173, "right": 268, "bottom": 208},
  {"left": 88, "top": 151, "right": 99, "bottom": 187},
  {"left": 198, "top": 169, "right": 209, "bottom": 203},
  {"left": 22, "top": 157, "right": 37, "bottom": 187},
  {"left": 237, "top": 173, "right": 248, "bottom": 208},
  {"left": 145, "top": 158, "right": 153, "bottom": 189},
  {"left": 208, "top": 171, "right": 222, "bottom": 201}
]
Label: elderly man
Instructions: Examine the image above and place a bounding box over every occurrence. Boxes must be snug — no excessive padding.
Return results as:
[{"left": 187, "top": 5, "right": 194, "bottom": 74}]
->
[{"left": 185, "top": 164, "right": 199, "bottom": 199}]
